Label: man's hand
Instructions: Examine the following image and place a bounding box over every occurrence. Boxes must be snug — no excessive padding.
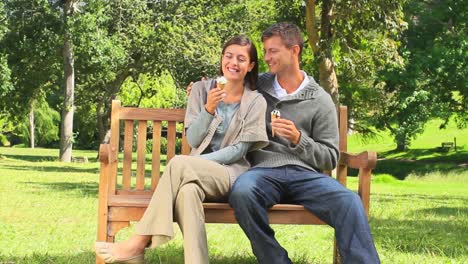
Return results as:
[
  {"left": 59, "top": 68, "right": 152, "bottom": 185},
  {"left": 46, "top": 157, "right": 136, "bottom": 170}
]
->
[
  {"left": 186, "top": 77, "right": 207, "bottom": 97},
  {"left": 205, "top": 87, "right": 226, "bottom": 114},
  {"left": 271, "top": 118, "right": 301, "bottom": 145},
  {"left": 186, "top": 81, "right": 194, "bottom": 96}
]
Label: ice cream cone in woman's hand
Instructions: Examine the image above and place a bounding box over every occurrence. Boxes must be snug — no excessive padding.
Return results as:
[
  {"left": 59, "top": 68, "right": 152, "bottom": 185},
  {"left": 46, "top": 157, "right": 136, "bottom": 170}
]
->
[{"left": 216, "top": 76, "right": 228, "bottom": 89}]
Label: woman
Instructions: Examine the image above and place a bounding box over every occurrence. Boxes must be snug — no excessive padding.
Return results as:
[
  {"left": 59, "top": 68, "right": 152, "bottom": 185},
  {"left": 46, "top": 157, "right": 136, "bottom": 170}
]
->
[{"left": 95, "top": 35, "right": 268, "bottom": 264}]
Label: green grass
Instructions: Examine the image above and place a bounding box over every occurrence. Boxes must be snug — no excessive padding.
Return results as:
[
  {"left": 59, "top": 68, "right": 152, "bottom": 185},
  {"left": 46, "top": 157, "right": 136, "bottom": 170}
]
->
[
  {"left": 0, "top": 118, "right": 467, "bottom": 263},
  {"left": 348, "top": 118, "right": 468, "bottom": 153},
  {"left": 348, "top": 119, "right": 468, "bottom": 180}
]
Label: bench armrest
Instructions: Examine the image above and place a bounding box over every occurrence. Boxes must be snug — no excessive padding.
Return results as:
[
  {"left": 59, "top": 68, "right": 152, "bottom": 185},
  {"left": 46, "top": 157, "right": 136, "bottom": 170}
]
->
[
  {"left": 339, "top": 151, "right": 377, "bottom": 169},
  {"left": 99, "top": 144, "right": 110, "bottom": 164},
  {"left": 338, "top": 150, "right": 377, "bottom": 217},
  {"left": 99, "top": 143, "right": 118, "bottom": 164}
]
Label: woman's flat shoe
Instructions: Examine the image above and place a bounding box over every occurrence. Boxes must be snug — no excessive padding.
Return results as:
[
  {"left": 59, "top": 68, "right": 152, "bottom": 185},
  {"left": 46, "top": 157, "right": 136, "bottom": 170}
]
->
[{"left": 95, "top": 242, "right": 145, "bottom": 264}]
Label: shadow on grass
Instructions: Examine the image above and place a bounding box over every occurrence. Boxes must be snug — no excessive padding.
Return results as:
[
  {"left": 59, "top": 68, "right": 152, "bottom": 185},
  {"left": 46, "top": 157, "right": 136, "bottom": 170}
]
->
[
  {"left": 2, "top": 153, "right": 98, "bottom": 163},
  {"left": 378, "top": 148, "right": 468, "bottom": 163},
  {"left": 373, "top": 193, "right": 468, "bottom": 204},
  {"left": 20, "top": 181, "right": 99, "bottom": 197},
  {"left": 2, "top": 154, "right": 59, "bottom": 162},
  {"left": 415, "top": 206, "right": 468, "bottom": 216},
  {"left": 347, "top": 149, "right": 468, "bottom": 180},
  {"left": 2, "top": 164, "right": 99, "bottom": 174},
  {"left": 3, "top": 164, "right": 162, "bottom": 177},
  {"left": 373, "top": 159, "right": 466, "bottom": 180}
]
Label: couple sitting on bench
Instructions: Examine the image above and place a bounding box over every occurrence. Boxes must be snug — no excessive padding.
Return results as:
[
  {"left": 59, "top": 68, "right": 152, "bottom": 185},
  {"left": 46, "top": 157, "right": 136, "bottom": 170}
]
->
[{"left": 95, "top": 22, "right": 380, "bottom": 264}]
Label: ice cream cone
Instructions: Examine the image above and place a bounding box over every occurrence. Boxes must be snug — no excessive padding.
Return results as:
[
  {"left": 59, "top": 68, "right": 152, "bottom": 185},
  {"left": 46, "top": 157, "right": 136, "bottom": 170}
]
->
[
  {"left": 271, "top": 109, "right": 281, "bottom": 137},
  {"left": 216, "top": 76, "right": 228, "bottom": 90}
]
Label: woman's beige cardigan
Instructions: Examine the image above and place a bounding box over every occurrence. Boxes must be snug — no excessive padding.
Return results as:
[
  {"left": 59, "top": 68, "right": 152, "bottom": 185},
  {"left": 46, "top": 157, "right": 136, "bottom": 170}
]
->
[{"left": 185, "top": 79, "right": 269, "bottom": 184}]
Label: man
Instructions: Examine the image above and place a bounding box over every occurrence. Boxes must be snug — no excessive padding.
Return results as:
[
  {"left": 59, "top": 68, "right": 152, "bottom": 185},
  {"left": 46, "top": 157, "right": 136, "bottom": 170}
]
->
[{"left": 228, "top": 22, "right": 380, "bottom": 264}]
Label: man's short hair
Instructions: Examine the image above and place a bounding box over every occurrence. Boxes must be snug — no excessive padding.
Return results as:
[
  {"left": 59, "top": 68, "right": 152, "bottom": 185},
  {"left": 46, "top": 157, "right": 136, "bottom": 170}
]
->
[{"left": 261, "top": 22, "right": 304, "bottom": 56}]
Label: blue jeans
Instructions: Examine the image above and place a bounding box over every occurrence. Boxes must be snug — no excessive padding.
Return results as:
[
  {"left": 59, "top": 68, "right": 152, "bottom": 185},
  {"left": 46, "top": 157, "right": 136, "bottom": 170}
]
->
[{"left": 229, "top": 165, "right": 380, "bottom": 264}]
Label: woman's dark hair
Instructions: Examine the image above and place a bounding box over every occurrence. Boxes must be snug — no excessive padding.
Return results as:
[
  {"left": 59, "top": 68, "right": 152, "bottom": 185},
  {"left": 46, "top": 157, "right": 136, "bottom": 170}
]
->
[{"left": 218, "top": 35, "right": 258, "bottom": 90}]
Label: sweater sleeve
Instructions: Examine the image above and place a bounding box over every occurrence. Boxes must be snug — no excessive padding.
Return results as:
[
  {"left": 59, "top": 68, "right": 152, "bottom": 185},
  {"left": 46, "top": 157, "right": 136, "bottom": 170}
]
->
[
  {"left": 237, "top": 96, "right": 269, "bottom": 151},
  {"left": 287, "top": 99, "right": 340, "bottom": 171},
  {"left": 200, "top": 142, "right": 252, "bottom": 164},
  {"left": 184, "top": 81, "right": 211, "bottom": 148},
  {"left": 185, "top": 107, "right": 214, "bottom": 148}
]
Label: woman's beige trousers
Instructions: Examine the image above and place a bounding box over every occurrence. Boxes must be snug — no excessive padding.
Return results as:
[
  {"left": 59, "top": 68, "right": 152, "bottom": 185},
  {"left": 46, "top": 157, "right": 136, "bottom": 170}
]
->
[{"left": 135, "top": 155, "right": 231, "bottom": 264}]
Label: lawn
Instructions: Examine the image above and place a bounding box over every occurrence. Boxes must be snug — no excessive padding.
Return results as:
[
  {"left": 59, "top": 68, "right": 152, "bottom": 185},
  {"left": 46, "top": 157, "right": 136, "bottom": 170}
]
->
[{"left": 0, "top": 120, "right": 467, "bottom": 263}]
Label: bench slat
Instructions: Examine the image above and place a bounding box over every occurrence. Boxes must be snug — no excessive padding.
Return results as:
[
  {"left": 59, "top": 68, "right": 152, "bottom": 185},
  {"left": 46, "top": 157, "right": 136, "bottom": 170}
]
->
[
  {"left": 337, "top": 106, "right": 348, "bottom": 186},
  {"left": 204, "top": 207, "right": 325, "bottom": 224},
  {"left": 120, "top": 108, "right": 185, "bottom": 121},
  {"left": 109, "top": 194, "right": 318, "bottom": 210},
  {"left": 136, "top": 121, "right": 147, "bottom": 190},
  {"left": 109, "top": 101, "right": 121, "bottom": 195},
  {"left": 107, "top": 197, "right": 326, "bottom": 225},
  {"left": 339, "top": 105, "right": 347, "bottom": 152},
  {"left": 151, "top": 121, "right": 162, "bottom": 191},
  {"left": 181, "top": 130, "right": 190, "bottom": 155},
  {"left": 122, "top": 120, "right": 133, "bottom": 190},
  {"left": 166, "top": 121, "right": 177, "bottom": 162}
]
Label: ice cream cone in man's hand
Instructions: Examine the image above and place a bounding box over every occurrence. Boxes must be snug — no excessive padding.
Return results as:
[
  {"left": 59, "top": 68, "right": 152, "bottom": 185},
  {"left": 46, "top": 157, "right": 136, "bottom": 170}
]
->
[{"left": 271, "top": 109, "right": 281, "bottom": 137}]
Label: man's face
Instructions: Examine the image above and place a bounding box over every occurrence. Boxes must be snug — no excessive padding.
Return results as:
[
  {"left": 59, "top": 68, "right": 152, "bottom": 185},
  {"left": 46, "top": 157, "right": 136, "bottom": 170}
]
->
[{"left": 263, "top": 36, "right": 295, "bottom": 75}]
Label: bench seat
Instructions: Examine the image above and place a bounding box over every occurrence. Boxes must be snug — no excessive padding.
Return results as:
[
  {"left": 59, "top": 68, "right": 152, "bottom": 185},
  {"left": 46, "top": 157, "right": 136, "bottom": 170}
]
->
[{"left": 107, "top": 194, "right": 326, "bottom": 224}]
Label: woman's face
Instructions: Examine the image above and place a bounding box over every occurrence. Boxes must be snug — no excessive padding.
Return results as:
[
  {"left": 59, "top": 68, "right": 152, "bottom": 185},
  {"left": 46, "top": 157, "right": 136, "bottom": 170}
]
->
[{"left": 221, "top": 44, "right": 255, "bottom": 83}]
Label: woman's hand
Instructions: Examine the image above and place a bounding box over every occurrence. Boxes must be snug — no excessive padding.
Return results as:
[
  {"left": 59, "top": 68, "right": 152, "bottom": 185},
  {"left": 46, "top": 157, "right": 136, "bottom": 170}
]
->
[{"left": 205, "top": 87, "right": 226, "bottom": 114}]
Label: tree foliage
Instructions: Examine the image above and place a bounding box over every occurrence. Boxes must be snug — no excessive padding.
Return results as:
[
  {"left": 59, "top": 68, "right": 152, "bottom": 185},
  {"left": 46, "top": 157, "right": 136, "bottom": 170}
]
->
[
  {"left": 0, "top": 2, "right": 13, "bottom": 108},
  {"left": 1, "top": 0, "right": 62, "bottom": 114},
  {"left": 405, "top": 0, "right": 467, "bottom": 127},
  {"left": 274, "top": 0, "right": 408, "bottom": 133},
  {"left": 366, "top": 0, "right": 467, "bottom": 150},
  {"left": 71, "top": 0, "right": 276, "bottom": 146},
  {"left": 0, "top": 0, "right": 465, "bottom": 151},
  {"left": 16, "top": 96, "right": 60, "bottom": 147}
]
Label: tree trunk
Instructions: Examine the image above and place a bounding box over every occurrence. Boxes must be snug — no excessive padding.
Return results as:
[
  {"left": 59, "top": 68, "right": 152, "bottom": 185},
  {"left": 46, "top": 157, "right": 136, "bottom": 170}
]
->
[
  {"left": 29, "top": 106, "right": 35, "bottom": 149},
  {"left": 96, "top": 102, "right": 106, "bottom": 143},
  {"left": 59, "top": 0, "right": 75, "bottom": 162},
  {"left": 395, "top": 131, "right": 409, "bottom": 151},
  {"left": 318, "top": 58, "right": 339, "bottom": 105},
  {"left": 305, "top": 0, "right": 340, "bottom": 106},
  {"left": 96, "top": 68, "right": 132, "bottom": 143},
  {"left": 396, "top": 139, "right": 409, "bottom": 151}
]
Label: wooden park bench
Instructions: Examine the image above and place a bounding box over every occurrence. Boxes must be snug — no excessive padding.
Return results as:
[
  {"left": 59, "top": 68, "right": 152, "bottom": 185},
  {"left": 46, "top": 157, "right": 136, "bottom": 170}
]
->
[
  {"left": 96, "top": 100, "right": 377, "bottom": 264},
  {"left": 441, "top": 142, "right": 454, "bottom": 150},
  {"left": 438, "top": 138, "right": 457, "bottom": 152}
]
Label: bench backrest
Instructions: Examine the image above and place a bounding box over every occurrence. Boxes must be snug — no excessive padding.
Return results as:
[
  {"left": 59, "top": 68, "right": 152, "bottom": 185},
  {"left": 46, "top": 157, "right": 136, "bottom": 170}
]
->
[{"left": 106, "top": 100, "right": 348, "bottom": 195}]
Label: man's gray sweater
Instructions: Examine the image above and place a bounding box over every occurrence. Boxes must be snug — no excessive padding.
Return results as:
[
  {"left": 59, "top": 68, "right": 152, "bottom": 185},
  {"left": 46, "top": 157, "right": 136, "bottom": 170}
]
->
[{"left": 247, "top": 73, "right": 340, "bottom": 172}]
